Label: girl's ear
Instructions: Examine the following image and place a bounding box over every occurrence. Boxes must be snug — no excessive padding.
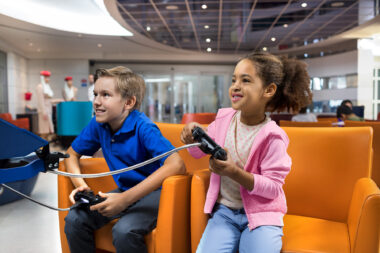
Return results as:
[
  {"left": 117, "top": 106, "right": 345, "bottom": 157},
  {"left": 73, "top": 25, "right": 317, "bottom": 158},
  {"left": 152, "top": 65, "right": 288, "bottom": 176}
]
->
[
  {"left": 264, "top": 83, "right": 277, "bottom": 98},
  {"left": 124, "top": 96, "right": 137, "bottom": 110}
]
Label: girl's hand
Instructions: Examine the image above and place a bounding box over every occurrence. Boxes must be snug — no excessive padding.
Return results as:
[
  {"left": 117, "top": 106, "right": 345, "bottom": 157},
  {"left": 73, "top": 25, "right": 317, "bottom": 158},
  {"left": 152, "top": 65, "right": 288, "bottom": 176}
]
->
[
  {"left": 209, "top": 148, "right": 238, "bottom": 177},
  {"left": 69, "top": 185, "right": 91, "bottom": 204},
  {"left": 90, "top": 192, "right": 132, "bottom": 217},
  {"left": 180, "top": 122, "right": 205, "bottom": 144}
]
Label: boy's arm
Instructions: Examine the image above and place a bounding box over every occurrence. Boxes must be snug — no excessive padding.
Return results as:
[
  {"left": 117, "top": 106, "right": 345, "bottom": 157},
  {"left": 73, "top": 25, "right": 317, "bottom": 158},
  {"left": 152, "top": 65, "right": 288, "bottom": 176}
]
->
[
  {"left": 123, "top": 152, "right": 185, "bottom": 205},
  {"left": 91, "top": 152, "right": 185, "bottom": 217},
  {"left": 64, "top": 146, "right": 89, "bottom": 189}
]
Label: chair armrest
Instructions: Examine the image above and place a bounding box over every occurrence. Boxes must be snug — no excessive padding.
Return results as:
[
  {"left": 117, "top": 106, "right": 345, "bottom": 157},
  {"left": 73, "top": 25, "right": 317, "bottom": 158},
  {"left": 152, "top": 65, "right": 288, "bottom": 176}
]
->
[
  {"left": 12, "top": 117, "right": 30, "bottom": 130},
  {"left": 155, "top": 174, "right": 192, "bottom": 253},
  {"left": 57, "top": 158, "right": 116, "bottom": 253},
  {"left": 347, "top": 177, "right": 380, "bottom": 253},
  {"left": 190, "top": 169, "right": 210, "bottom": 253}
]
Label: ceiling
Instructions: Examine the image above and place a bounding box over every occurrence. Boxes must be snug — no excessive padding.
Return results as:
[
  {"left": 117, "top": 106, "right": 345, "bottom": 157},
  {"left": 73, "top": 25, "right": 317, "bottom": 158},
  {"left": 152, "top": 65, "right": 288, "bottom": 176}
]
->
[
  {"left": 0, "top": 0, "right": 377, "bottom": 62},
  {"left": 115, "top": 0, "right": 365, "bottom": 57}
]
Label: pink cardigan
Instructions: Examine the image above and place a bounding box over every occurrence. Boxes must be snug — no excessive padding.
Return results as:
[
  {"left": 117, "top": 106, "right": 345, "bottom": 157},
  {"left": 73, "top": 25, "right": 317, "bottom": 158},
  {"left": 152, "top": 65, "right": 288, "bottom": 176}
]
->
[{"left": 189, "top": 108, "right": 291, "bottom": 230}]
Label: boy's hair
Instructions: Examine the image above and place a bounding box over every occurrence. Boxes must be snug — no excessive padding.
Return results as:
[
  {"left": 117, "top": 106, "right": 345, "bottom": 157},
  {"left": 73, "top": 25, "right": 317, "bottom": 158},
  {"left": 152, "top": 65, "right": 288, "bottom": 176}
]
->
[
  {"left": 337, "top": 105, "right": 352, "bottom": 119},
  {"left": 94, "top": 66, "right": 146, "bottom": 110},
  {"left": 240, "top": 52, "right": 312, "bottom": 113}
]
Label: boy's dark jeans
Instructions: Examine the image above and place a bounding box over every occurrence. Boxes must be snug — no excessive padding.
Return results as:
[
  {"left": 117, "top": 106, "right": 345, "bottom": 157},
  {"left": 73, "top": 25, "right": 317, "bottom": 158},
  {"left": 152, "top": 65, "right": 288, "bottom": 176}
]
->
[{"left": 64, "top": 189, "right": 161, "bottom": 253}]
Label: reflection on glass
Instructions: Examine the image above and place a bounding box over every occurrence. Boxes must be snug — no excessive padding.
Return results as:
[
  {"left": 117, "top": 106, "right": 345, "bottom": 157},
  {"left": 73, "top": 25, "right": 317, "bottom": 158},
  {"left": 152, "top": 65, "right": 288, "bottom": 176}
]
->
[{"left": 142, "top": 75, "right": 171, "bottom": 122}]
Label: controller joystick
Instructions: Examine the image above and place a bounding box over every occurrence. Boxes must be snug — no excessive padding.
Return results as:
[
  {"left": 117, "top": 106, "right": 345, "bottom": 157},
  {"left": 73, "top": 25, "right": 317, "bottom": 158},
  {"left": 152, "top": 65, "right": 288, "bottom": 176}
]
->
[
  {"left": 192, "top": 126, "right": 227, "bottom": 161},
  {"left": 74, "top": 190, "right": 106, "bottom": 208}
]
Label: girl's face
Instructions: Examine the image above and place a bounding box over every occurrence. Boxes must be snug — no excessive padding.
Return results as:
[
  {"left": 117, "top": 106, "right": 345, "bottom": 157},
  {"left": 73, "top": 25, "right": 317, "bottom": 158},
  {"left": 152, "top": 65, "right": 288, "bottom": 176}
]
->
[{"left": 229, "top": 59, "right": 274, "bottom": 121}]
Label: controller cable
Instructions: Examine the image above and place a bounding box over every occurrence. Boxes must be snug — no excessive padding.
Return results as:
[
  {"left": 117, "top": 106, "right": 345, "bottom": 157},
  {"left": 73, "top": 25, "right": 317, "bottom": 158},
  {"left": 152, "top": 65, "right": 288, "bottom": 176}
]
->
[{"left": 0, "top": 143, "right": 201, "bottom": 211}]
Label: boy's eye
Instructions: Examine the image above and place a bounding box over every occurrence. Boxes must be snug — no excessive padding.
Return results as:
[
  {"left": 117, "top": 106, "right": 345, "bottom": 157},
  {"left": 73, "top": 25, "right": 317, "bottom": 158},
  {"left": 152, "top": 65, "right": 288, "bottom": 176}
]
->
[
  {"left": 232, "top": 78, "right": 236, "bottom": 83},
  {"left": 104, "top": 93, "right": 110, "bottom": 97},
  {"left": 243, "top": 78, "right": 250, "bottom": 83}
]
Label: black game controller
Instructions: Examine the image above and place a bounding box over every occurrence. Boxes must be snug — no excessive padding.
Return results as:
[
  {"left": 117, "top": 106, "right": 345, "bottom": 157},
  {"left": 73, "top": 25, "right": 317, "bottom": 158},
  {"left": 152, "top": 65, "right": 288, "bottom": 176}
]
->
[
  {"left": 73, "top": 190, "right": 106, "bottom": 209},
  {"left": 192, "top": 126, "right": 227, "bottom": 161}
]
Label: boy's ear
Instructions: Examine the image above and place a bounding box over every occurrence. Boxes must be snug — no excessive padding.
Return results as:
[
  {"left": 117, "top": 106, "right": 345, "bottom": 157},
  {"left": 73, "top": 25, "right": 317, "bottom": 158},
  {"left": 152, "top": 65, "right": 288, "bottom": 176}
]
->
[
  {"left": 264, "top": 83, "right": 277, "bottom": 98},
  {"left": 124, "top": 96, "right": 137, "bottom": 110}
]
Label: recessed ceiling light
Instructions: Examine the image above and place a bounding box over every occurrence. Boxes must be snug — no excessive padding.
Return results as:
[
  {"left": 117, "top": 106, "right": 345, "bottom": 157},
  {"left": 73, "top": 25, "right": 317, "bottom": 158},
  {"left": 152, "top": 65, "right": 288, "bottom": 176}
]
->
[
  {"left": 166, "top": 5, "right": 178, "bottom": 10},
  {"left": 262, "top": 47, "right": 267, "bottom": 51},
  {"left": 283, "top": 24, "right": 288, "bottom": 28},
  {"left": 37, "top": 48, "right": 41, "bottom": 52},
  {"left": 271, "top": 37, "right": 276, "bottom": 42},
  {"left": 304, "top": 53, "right": 308, "bottom": 58},
  {"left": 301, "top": 2, "right": 307, "bottom": 7},
  {"left": 77, "top": 34, "right": 83, "bottom": 38},
  {"left": 331, "top": 2, "right": 344, "bottom": 7},
  {"left": 28, "top": 42, "right": 33, "bottom": 46},
  {"left": 97, "top": 43, "right": 102, "bottom": 48},
  {"left": 205, "top": 38, "right": 211, "bottom": 43},
  {"left": 202, "top": 4, "right": 207, "bottom": 9},
  {"left": 207, "top": 47, "right": 212, "bottom": 52},
  {"left": 204, "top": 25, "right": 209, "bottom": 29},
  {"left": 146, "top": 26, "right": 151, "bottom": 31}
]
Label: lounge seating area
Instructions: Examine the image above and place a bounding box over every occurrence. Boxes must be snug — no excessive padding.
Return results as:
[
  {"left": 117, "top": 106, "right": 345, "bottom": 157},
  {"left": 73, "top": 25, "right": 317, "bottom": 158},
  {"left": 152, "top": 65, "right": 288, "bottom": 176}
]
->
[
  {"left": 57, "top": 124, "right": 380, "bottom": 253},
  {"left": 0, "top": 113, "right": 29, "bottom": 130}
]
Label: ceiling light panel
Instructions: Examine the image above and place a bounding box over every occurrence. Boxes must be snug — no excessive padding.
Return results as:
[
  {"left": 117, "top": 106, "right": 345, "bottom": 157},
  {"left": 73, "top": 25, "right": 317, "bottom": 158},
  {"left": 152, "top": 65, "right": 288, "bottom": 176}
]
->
[{"left": 116, "top": 0, "right": 360, "bottom": 56}]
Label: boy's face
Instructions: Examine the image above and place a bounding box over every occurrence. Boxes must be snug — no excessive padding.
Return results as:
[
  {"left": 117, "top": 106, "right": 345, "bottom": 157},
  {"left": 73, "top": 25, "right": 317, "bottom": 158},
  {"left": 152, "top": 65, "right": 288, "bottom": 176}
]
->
[{"left": 93, "top": 77, "right": 132, "bottom": 131}]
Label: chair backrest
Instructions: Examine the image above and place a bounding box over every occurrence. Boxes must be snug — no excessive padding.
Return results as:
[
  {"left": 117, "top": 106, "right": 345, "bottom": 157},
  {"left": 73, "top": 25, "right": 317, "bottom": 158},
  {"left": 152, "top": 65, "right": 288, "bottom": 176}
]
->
[
  {"left": 156, "top": 122, "right": 209, "bottom": 173},
  {"left": 282, "top": 127, "right": 372, "bottom": 223},
  {"left": 181, "top": 113, "right": 216, "bottom": 124},
  {"left": 280, "top": 120, "right": 332, "bottom": 127},
  {"left": 0, "top": 113, "right": 13, "bottom": 122},
  {"left": 269, "top": 113, "right": 293, "bottom": 125},
  {"left": 317, "top": 117, "right": 338, "bottom": 122},
  {"left": 344, "top": 121, "right": 380, "bottom": 187}
]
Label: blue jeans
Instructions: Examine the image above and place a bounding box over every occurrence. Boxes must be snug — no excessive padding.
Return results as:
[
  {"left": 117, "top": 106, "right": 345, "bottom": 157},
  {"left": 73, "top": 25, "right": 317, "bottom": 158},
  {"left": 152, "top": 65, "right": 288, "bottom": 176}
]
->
[
  {"left": 64, "top": 189, "right": 160, "bottom": 253},
  {"left": 196, "top": 203, "right": 283, "bottom": 253}
]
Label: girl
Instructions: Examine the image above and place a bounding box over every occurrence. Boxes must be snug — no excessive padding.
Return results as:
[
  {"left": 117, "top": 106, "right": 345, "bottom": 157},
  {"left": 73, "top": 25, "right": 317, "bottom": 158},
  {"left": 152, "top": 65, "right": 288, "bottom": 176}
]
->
[{"left": 181, "top": 52, "right": 311, "bottom": 253}]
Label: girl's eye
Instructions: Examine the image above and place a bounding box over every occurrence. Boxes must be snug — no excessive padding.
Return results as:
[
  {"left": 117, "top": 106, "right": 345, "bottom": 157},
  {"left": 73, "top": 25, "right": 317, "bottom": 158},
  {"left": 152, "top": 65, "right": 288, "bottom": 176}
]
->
[
  {"left": 232, "top": 79, "right": 236, "bottom": 83},
  {"left": 243, "top": 78, "right": 250, "bottom": 83},
  {"left": 104, "top": 93, "right": 110, "bottom": 97}
]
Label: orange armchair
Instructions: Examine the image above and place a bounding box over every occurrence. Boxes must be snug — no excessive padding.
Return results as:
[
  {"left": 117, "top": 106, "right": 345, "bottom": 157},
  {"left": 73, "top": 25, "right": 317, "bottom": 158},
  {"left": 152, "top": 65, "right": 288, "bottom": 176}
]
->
[
  {"left": 191, "top": 127, "right": 380, "bottom": 253},
  {"left": 181, "top": 113, "right": 216, "bottom": 124},
  {"left": 58, "top": 122, "right": 199, "bottom": 253},
  {"left": 155, "top": 122, "right": 209, "bottom": 174},
  {"left": 345, "top": 120, "right": 380, "bottom": 188},
  {"left": 0, "top": 113, "right": 29, "bottom": 130},
  {"left": 279, "top": 120, "right": 333, "bottom": 127}
]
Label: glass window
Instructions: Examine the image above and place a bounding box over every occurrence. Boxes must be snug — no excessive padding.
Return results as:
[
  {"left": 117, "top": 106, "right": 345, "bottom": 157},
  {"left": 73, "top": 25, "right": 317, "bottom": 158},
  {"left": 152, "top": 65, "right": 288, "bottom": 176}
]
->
[{"left": 312, "top": 77, "right": 322, "bottom": 90}]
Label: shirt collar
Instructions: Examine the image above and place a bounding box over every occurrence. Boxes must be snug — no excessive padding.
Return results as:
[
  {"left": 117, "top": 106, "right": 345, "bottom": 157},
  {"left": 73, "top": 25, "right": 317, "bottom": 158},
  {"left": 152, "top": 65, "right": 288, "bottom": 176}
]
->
[{"left": 100, "top": 110, "right": 139, "bottom": 135}]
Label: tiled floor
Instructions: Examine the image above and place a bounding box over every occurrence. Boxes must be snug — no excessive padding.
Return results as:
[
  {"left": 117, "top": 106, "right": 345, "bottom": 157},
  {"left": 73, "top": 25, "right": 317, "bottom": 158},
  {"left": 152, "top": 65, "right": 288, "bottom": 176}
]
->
[{"left": 0, "top": 142, "right": 66, "bottom": 253}]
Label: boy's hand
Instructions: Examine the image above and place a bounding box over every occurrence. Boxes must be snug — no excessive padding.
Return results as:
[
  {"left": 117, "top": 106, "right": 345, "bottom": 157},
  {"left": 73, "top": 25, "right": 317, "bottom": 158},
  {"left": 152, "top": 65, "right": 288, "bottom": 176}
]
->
[
  {"left": 90, "top": 192, "right": 132, "bottom": 217},
  {"left": 209, "top": 148, "right": 238, "bottom": 177},
  {"left": 181, "top": 122, "right": 205, "bottom": 144},
  {"left": 69, "top": 185, "right": 91, "bottom": 204}
]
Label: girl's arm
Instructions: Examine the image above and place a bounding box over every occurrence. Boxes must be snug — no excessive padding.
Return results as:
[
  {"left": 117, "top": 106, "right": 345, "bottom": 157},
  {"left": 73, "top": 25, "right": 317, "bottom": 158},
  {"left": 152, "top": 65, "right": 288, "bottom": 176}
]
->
[{"left": 210, "top": 135, "right": 291, "bottom": 199}]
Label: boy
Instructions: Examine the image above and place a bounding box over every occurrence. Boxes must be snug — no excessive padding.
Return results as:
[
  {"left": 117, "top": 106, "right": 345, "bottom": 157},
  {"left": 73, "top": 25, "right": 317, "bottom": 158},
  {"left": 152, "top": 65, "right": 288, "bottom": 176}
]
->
[{"left": 64, "top": 66, "right": 185, "bottom": 253}]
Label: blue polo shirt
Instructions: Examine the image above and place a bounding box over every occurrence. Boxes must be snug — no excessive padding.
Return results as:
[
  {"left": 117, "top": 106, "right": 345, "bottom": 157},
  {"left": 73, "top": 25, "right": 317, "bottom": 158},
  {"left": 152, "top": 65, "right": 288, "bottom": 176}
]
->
[{"left": 71, "top": 110, "right": 174, "bottom": 191}]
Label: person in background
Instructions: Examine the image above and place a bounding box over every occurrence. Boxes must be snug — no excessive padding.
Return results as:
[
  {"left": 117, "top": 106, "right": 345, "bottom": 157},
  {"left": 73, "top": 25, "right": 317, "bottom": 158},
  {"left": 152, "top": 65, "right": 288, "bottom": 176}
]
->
[
  {"left": 62, "top": 76, "right": 78, "bottom": 101},
  {"left": 291, "top": 106, "right": 317, "bottom": 122},
  {"left": 36, "top": 70, "right": 55, "bottom": 140},
  {"left": 336, "top": 104, "right": 364, "bottom": 121},
  {"left": 64, "top": 66, "right": 185, "bottom": 252},
  {"left": 181, "top": 52, "right": 312, "bottom": 252},
  {"left": 341, "top": 99, "right": 353, "bottom": 109},
  {"left": 87, "top": 74, "right": 95, "bottom": 101}
]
